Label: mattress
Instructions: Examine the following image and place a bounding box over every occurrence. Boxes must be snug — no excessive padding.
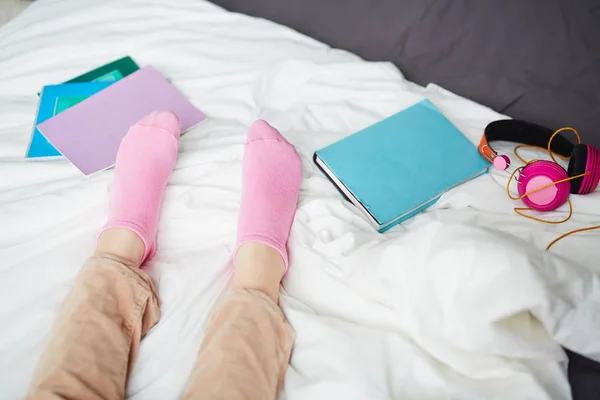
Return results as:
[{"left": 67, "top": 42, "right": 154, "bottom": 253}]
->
[{"left": 1, "top": 0, "right": 599, "bottom": 399}]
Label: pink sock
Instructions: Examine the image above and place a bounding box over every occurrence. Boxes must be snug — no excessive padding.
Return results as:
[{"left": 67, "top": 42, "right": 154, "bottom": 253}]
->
[
  {"left": 234, "top": 120, "right": 302, "bottom": 272},
  {"left": 98, "top": 110, "right": 181, "bottom": 262}
]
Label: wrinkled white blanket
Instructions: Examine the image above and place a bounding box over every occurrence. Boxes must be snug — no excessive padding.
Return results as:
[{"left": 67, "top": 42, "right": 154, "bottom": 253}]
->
[{"left": 1, "top": 0, "right": 599, "bottom": 399}]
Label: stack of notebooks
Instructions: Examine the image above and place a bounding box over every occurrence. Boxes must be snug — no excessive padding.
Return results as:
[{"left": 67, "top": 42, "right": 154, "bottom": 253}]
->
[
  {"left": 26, "top": 56, "right": 207, "bottom": 175},
  {"left": 314, "top": 99, "right": 489, "bottom": 232}
]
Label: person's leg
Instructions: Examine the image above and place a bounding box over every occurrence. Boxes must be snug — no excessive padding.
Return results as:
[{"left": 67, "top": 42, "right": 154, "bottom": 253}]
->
[
  {"left": 232, "top": 242, "right": 285, "bottom": 304},
  {"left": 182, "top": 120, "right": 301, "bottom": 400},
  {"left": 27, "top": 111, "right": 181, "bottom": 400}
]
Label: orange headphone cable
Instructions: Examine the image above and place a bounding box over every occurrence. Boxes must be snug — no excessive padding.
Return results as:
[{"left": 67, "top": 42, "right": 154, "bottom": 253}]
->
[
  {"left": 512, "top": 127, "right": 579, "bottom": 164},
  {"left": 513, "top": 199, "right": 573, "bottom": 225},
  {"left": 547, "top": 126, "right": 581, "bottom": 163},
  {"left": 514, "top": 144, "right": 567, "bottom": 164},
  {"left": 546, "top": 225, "right": 600, "bottom": 250}
]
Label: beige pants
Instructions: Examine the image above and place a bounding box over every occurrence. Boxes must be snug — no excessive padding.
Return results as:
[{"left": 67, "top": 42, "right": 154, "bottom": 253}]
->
[{"left": 26, "top": 256, "right": 295, "bottom": 400}]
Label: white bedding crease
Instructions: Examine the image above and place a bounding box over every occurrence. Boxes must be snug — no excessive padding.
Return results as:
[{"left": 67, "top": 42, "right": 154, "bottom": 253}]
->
[{"left": 0, "top": 0, "right": 599, "bottom": 399}]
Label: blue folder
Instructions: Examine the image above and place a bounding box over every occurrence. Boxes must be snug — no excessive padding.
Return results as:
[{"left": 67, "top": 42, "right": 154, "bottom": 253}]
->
[
  {"left": 314, "top": 99, "right": 489, "bottom": 232},
  {"left": 26, "top": 81, "right": 113, "bottom": 158}
]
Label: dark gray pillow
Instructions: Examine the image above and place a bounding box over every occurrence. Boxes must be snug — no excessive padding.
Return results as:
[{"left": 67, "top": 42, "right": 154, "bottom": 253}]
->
[{"left": 211, "top": 0, "right": 600, "bottom": 149}]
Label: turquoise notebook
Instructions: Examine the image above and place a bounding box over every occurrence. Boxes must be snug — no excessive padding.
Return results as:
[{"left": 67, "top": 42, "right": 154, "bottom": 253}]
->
[
  {"left": 26, "top": 82, "right": 113, "bottom": 158},
  {"left": 314, "top": 99, "right": 489, "bottom": 232}
]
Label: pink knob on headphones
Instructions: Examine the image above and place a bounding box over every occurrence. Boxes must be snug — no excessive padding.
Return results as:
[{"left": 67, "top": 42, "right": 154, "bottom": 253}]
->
[{"left": 493, "top": 155, "right": 510, "bottom": 171}]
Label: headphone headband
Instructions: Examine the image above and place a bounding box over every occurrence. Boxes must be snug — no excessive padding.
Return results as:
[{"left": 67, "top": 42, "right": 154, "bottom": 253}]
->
[{"left": 478, "top": 120, "right": 574, "bottom": 163}]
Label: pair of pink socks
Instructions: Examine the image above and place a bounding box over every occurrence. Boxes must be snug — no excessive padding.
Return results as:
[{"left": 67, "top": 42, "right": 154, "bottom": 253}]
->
[{"left": 98, "top": 112, "right": 301, "bottom": 271}]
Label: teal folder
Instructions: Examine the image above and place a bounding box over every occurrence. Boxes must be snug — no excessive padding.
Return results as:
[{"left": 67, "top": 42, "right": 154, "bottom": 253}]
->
[
  {"left": 314, "top": 99, "right": 489, "bottom": 232},
  {"left": 26, "top": 82, "right": 113, "bottom": 158}
]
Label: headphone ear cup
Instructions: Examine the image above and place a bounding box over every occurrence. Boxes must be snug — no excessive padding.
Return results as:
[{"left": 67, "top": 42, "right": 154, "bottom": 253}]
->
[
  {"left": 567, "top": 144, "right": 589, "bottom": 194},
  {"left": 579, "top": 144, "right": 600, "bottom": 194},
  {"left": 517, "top": 161, "right": 570, "bottom": 211}
]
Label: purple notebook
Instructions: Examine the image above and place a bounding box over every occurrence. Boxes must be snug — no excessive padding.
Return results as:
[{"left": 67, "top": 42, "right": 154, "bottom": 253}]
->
[{"left": 37, "top": 66, "right": 207, "bottom": 176}]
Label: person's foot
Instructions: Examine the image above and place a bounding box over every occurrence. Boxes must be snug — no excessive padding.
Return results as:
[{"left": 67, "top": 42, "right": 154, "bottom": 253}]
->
[
  {"left": 98, "top": 110, "right": 181, "bottom": 263},
  {"left": 234, "top": 120, "right": 302, "bottom": 274}
]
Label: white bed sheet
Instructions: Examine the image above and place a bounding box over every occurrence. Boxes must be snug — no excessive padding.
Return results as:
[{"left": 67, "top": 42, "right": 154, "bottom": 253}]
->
[{"left": 1, "top": 0, "right": 600, "bottom": 399}]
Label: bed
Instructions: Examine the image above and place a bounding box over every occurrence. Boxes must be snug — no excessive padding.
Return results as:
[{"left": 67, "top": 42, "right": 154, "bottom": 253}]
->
[{"left": 1, "top": 0, "right": 599, "bottom": 399}]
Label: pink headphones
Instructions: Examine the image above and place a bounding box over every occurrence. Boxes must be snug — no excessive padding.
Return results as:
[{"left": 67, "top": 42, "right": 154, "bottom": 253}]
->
[{"left": 478, "top": 120, "right": 600, "bottom": 212}]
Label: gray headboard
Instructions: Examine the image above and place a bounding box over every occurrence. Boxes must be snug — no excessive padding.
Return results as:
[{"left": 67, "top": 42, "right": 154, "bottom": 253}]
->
[{"left": 211, "top": 0, "right": 600, "bottom": 149}]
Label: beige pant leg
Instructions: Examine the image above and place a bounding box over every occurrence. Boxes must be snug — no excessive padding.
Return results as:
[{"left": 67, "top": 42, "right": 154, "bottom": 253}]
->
[
  {"left": 182, "top": 289, "right": 295, "bottom": 400},
  {"left": 27, "top": 256, "right": 161, "bottom": 400}
]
